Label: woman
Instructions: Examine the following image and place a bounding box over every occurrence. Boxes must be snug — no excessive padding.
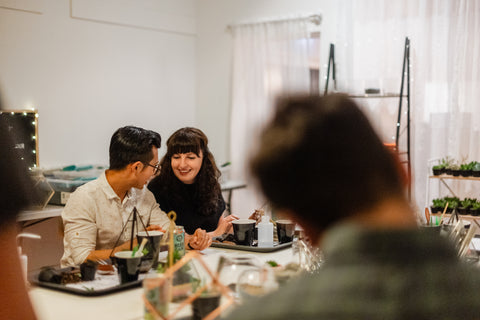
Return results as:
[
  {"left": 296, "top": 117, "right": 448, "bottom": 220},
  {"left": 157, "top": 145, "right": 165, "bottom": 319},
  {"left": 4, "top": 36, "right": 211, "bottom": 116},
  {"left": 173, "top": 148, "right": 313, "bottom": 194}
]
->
[{"left": 148, "top": 127, "right": 237, "bottom": 247}]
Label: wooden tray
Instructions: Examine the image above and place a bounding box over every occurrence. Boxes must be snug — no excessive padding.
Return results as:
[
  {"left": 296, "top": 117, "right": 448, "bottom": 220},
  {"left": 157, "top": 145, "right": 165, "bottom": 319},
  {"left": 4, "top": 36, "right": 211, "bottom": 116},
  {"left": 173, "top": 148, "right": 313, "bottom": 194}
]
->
[{"left": 29, "top": 268, "right": 143, "bottom": 297}]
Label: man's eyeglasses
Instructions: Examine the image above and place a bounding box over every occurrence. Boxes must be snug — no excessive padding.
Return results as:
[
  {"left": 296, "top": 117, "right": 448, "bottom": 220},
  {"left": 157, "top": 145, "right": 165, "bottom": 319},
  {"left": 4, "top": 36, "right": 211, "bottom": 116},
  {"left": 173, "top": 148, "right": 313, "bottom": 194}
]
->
[{"left": 144, "top": 162, "right": 161, "bottom": 175}]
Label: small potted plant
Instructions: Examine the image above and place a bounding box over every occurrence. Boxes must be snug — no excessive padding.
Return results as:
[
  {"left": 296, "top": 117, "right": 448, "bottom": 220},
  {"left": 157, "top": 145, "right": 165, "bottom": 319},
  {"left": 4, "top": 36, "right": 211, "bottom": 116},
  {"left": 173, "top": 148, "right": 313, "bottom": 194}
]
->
[
  {"left": 460, "top": 161, "right": 475, "bottom": 177},
  {"left": 432, "top": 157, "right": 451, "bottom": 175},
  {"left": 458, "top": 198, "right": 474, "bottom": 215},
  {"left": 470, "top": 201, "right": 480, "bottom": 216},
  {"left": 431, "top": 198, "right": 447, "bottom": 214},
  {"left": 432, "top": 164, "right": 445, "bottom": 176},
  {"left": 444, "top": 196, "right": 460, "bottom": 213},
  {"left": 472, "top": 162, "right": 480, "bottom": 177},
  {"left": 448, "top": 164, "right": 461, "bottom": 176}
]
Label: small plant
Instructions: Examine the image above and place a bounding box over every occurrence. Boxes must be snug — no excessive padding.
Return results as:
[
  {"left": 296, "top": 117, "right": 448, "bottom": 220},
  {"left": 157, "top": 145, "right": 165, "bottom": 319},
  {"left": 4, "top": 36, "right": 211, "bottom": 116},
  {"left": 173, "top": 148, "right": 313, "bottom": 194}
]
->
[
  {"left": 473, "top": 162, "right": 480, "bottom": 171},
  {"left": 432, "top": 198, "right": 447, "bottom": 208},
  {"left": 447, "top": 163, "right": 460, "bottom": 170},
  {"left": 433, "top": 157, "right": 453, "bottom": 175},
  {"left": 471, "top": 201, "right": 480, "bottom": 210},
  {"left": 266, "top": 260, "right": 279, "bottom": 267},
  {"left": 460, "top": 198, "right": 475, "bottom": 208},
  {"left": 444, "top": 196, "right": 460, "bottom": 209}
]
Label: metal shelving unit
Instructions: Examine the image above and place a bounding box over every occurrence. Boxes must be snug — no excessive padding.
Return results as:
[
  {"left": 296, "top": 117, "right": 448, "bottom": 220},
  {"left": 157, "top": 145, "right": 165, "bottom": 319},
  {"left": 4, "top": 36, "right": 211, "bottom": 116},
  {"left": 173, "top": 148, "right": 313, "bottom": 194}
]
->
[{"left": 324, "top": 37, "right": 412, "bottom": 198}]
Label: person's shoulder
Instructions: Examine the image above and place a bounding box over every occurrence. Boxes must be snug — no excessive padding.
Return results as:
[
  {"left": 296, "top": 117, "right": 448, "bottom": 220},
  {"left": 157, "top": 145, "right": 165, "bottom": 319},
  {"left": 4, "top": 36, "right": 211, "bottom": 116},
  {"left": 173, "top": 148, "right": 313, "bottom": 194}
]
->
[{"left": 227, "top": 275, "right": 319, "bottom": 320}]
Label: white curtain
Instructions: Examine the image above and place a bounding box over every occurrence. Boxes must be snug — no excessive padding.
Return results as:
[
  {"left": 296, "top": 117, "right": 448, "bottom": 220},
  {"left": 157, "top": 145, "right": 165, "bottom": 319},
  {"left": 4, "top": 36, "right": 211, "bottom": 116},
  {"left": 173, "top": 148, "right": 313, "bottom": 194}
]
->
[
  {"left": 333, "top": 0, "right": 480, "bottom": 211},
  {"left": 229, "top": 17, "right": 319, "bottom": 217}
]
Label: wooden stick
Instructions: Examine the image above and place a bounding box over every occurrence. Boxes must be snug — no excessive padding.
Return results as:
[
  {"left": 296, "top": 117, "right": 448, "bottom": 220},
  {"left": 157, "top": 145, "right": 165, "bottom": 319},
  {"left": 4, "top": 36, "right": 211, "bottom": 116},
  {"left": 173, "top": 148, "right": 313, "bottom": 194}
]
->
[
  {"left": 439, "top": 202, "right": 449, "bottom": 225},
  {"left": 424, "top": 207, "right": 430, "bottom": 225}
]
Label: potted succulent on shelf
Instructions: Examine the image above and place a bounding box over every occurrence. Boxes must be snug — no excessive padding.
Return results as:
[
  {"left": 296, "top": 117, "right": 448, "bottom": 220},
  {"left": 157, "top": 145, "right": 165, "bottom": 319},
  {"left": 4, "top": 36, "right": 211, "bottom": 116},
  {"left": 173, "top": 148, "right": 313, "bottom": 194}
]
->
[
  {"left": 444, "top": 196, "right": 460, "bottom": 213},
  {"left": 458, "top": 198, "right": 475, "bottom": 215},
  {"left": 469, "top": 201, "right": 480, "bottom": 216},
  {"left": 447, "top": 163, "right": 461, "bottom": 177},
  {"left": 431, "top": 198, "right": 447, "bottom": 214},
  {"left": 472, "top": 162, "right": 480, "bottom": 177},
  {"left": 432, "top": 157, "right": 452, "bottom": 176},
  {"left": 460, "top": 161, "right": 476, "bottom": 177}
]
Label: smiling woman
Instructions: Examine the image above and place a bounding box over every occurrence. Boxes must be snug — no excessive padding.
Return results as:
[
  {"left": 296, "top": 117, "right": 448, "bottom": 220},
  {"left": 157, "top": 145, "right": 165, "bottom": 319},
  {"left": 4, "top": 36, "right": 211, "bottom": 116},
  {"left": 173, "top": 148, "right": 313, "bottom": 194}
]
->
[
  {"left": 148, "top": 127, "right": 237, "bottom": 248},
  {"left": 171, "top": 151, "right": 203, "bottom": 184}
]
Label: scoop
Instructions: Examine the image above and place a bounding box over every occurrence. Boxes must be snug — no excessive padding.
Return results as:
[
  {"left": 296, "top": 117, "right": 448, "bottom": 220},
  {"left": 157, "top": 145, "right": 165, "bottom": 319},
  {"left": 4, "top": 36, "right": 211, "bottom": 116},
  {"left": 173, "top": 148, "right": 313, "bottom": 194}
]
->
[{"left": 132, "top": 238, "right": 148, "bottom": 257}]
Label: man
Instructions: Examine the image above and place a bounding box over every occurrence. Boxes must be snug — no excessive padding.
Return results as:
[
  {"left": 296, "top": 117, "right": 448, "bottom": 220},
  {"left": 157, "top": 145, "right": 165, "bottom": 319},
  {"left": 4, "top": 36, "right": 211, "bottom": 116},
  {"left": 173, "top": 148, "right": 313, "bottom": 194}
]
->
[
  {"left": 227, "top": 95, "right": 480, "bottom": 319},
  {"left": 61, "top": 126, "right": 209, "bottom": 267}
]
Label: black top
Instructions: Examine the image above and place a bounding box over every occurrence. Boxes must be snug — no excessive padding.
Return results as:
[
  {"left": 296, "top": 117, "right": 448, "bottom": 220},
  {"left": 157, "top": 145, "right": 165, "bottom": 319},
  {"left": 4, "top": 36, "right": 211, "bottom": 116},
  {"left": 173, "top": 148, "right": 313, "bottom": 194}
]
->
[{"left": 148, "top": 180, "right": 225, "bottom": 235}]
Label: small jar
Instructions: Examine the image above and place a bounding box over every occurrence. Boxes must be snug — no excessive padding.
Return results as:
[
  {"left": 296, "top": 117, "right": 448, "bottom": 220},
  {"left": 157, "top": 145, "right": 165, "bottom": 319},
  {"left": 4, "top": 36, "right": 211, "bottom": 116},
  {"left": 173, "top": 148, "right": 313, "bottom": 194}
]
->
[{"left": 173, "top": 225, "right": 185, "bottom": 259}]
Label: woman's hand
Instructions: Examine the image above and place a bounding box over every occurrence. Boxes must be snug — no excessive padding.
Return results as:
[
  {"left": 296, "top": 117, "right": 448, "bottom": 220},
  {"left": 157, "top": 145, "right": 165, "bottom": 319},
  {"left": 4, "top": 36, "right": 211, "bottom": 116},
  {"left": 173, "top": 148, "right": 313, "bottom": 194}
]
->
[
  {"left": 212, "top": 214, "right": 239, "bottom": 237},
  {"left": 187, "top": 228, "right": 212, "bottom": 251}
]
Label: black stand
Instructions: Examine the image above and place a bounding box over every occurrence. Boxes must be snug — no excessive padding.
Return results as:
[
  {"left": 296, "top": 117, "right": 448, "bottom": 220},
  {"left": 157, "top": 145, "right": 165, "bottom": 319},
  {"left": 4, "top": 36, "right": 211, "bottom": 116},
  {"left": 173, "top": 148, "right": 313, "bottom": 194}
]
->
[
  {"left": 396, "top": 37, "right": 411, "bottom": 199},
  {"left": 323, "top": 37, "right": 412, "bottom": 199},
  {"left": 110, "top": 207, "right": 149, "bottom": 258},
  {"left": 324, "top": 43, "right": 336, "bottom": 95}
]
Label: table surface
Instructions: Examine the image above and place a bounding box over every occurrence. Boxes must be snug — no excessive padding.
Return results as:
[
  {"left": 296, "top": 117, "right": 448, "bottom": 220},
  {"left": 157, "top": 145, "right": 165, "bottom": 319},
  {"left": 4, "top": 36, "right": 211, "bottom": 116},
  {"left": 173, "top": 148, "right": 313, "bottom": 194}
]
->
[
  {"left": 17, "top": 205, "right": 64, "bottom": 222},
  {"left": 29, "top": 246, "right": 295, "bottom": 320}
]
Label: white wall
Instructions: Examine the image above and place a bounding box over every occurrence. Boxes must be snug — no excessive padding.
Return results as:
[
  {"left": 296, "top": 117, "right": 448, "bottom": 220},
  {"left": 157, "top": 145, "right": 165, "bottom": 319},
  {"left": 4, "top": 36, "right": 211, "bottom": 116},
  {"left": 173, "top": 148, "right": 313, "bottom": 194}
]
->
[
  {"left": 195, "top": 0, "right": 338, "bottom": 165},
  {"left": 196, "top": 0, "right": 338, "bottom": 216},
  {"left": 0, "top": 0, "right": 197, "bottom": 167}
]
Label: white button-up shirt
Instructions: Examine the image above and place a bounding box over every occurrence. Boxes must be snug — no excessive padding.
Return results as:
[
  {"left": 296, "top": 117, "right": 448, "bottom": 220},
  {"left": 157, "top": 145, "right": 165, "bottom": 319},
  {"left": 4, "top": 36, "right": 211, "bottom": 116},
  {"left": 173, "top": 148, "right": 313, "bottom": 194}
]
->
[{"left": 61, "top": 172, "right": 170, "bottom": 267}]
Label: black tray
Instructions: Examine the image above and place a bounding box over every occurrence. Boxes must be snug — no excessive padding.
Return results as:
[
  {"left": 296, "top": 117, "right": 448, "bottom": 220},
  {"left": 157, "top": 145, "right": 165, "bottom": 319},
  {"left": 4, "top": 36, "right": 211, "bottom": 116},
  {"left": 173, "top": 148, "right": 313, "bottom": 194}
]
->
[
  {"left": 211, "top": 241, "right": 292, "bottom": 252},
  {"left": 29, "top": 268, "right": 143, "bottom": 297}
]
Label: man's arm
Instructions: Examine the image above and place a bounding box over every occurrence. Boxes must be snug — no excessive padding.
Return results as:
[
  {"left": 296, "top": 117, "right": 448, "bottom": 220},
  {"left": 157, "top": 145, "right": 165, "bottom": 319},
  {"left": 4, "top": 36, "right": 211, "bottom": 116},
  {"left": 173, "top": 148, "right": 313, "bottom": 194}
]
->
[
  {"left": 61, "top": 191, "right": 98, "bottom": 266},
  {"left": 85, "top": 240, "right": 136, "bottom": 262}
]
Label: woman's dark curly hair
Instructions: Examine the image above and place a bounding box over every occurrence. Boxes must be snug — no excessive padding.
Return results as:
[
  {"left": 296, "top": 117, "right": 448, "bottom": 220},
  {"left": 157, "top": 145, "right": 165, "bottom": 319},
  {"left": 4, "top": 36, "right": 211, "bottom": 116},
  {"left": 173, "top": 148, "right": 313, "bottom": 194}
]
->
[{"left": 154, "top": 127, "right": 222, "bottom": 216}]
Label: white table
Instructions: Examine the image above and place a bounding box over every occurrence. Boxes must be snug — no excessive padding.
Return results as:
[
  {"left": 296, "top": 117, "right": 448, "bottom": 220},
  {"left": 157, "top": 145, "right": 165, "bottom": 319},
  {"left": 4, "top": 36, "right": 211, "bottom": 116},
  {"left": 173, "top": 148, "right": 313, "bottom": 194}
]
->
[
  {"left": 29, "top": 246, "right": 295, "bottom": 320},
  {"left": 18, "top": 205, "right": 64, "bottom": 228},
  {"left": 220, "top": 180, "right": 247, "bottom": 215}
]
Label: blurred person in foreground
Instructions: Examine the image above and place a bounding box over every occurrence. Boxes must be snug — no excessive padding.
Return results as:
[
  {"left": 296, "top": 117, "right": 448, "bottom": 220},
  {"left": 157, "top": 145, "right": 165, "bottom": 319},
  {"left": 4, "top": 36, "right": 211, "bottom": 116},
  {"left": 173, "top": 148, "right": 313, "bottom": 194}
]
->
[
  {"left": 0, "top": 102, "right": 37, "bottom": 319},
  {"left": 227, "top": 94, "right": 480, "bottom": 319}
]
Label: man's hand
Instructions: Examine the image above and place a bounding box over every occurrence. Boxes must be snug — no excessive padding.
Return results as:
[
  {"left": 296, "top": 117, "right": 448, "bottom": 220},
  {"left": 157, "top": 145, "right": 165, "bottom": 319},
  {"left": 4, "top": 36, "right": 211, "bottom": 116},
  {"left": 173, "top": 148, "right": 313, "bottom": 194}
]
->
[{"left": 188, "top": 228, "right": 212, "bottom": 251}]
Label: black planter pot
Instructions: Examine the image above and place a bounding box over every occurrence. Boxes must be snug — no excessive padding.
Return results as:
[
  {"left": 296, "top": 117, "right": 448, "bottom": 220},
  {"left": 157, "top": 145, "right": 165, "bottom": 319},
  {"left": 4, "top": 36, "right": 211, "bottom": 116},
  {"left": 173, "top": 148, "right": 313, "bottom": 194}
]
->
[
  {"left": 451, "top": 169, "right": 461, "bottom": 176},
  {"left": 80, "top": 261, "right": 97, "bottom": 281},
  {"left": 430, "top": 206, "right": 443, "bottom": 214},
  {"left": 192, "top": 294, "right": 221, "bottom": 320},
  {"left": 460, "top": 170, "right": 472, "bottom": 177},
  {"left": 445, "top": 169, "right": 453, "bottom": 175},
  {"left": 470, "top": 208, "right": 480, "bottom": 216},
  {"left": 458, "top": 207, "right": 470, "bottom": 215},
  {"left": 432, "top": 168, "right": 444, "bottom": 176},
  {"left": 472, "top": 170, "right": 480, "bottom": 177}
]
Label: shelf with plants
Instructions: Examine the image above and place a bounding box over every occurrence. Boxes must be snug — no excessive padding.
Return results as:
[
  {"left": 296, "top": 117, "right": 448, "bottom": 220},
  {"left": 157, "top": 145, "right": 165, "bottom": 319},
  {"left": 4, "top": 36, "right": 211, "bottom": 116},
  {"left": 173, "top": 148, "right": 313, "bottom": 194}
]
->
[
  {"left": 430, "top": 196, "right": 480, "bottom": 216},
  {"left": 426, "top": 157, "right": 480, "bottom": 221},
  {"left": 429, "top": 175, "right": 480, "bottom": 181}
]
